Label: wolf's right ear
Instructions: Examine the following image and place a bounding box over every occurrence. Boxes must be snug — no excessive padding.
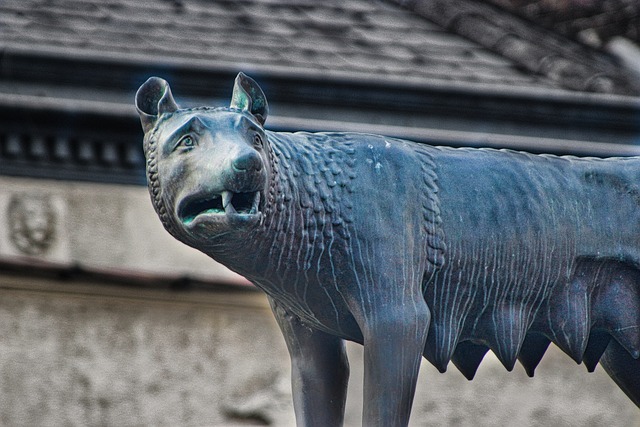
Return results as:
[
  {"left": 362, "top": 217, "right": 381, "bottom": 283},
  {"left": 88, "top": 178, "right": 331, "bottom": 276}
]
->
[
  {"left": 230, "top": 72, "right": 269, "bottom": 126},
  {"left": 135, "top": 77, "right": 180, "bottom": 133}
]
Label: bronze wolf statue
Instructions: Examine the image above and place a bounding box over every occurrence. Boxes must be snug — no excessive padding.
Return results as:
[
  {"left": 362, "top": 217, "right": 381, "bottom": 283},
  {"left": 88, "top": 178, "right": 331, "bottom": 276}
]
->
[{"left": 136, "top": 73, "right": 640, "bottom": 426}]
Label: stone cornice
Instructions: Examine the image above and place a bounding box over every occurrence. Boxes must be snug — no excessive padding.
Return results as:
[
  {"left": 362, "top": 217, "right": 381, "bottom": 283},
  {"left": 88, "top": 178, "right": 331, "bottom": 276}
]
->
[{"left": 0, "top": 255, "right": 255, "bottom": 294}]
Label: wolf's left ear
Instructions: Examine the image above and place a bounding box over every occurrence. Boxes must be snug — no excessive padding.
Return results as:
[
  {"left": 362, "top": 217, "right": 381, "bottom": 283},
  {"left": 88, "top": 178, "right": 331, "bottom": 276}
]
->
[
  {"left": 135, "top": 77, "right": 180, "bottom": 133},
  {"left": 230, "top": 72, "right": 268, "bottom": 126}
]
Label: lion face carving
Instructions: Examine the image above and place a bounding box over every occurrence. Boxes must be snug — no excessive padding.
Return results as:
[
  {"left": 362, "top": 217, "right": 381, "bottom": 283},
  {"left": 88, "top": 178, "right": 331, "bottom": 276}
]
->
[
  {"left": 8, "top": 193, "right": 56, "bottom": 256},
  {"left": 135, "top": 73, "right": 270, "bottom": 241}
]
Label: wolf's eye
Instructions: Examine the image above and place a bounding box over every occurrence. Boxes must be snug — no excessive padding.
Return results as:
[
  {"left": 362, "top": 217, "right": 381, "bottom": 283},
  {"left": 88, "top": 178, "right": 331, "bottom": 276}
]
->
[
  {"left": 253, "top": 134, "right": 263, "bottom": 149},
  {"left": 176, "top": 135, "right": 196, "bottom": 151}
]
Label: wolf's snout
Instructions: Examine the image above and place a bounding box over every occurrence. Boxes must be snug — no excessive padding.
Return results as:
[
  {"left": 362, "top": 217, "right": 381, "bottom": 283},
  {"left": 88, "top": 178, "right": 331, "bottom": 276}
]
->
[{"left": 233, "top": 151, "right": 263, "bottom": 172}]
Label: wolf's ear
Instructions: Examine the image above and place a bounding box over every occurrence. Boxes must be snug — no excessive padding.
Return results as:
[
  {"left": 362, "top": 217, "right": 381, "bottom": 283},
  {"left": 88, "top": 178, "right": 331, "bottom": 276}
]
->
[
  {"left": 230, "top": 72, "right": 268, "bottom": 126},
  {"left": 135, "top": 77, "right": 180, "bottom": 133}
]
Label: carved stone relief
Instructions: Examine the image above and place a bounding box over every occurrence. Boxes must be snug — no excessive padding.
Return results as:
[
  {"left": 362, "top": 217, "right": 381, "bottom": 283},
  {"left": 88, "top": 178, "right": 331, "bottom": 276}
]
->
[
  {"left": 0, "top": 184, "right": 69, "bottom": 262},
  {"left": 7, "top": 193, "right": 57, "bottom": 256}
]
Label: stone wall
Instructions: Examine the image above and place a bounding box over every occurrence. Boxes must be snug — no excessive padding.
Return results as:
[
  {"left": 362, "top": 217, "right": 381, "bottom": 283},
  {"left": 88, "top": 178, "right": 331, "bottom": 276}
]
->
[{"left": 0, "top": 277, "right": 294, "bottom": 426}]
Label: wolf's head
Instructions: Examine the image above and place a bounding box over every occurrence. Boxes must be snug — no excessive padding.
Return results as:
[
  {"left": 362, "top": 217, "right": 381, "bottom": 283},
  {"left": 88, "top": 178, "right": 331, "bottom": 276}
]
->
[{"left": 135, "top": 73, "right": 271, "bottom": 245}]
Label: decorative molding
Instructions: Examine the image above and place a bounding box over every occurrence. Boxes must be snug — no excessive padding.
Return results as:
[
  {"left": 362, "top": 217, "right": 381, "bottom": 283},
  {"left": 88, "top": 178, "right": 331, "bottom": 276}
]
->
[
  {"left": 0, "top": 97, "right": 146, "bottom": 185},
  {"left": 0, "top": 131, "right": 145, "bottom": 184}
]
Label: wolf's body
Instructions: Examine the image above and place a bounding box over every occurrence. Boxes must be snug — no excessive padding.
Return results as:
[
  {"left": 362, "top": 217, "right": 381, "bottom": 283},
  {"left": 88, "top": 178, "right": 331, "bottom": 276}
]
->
[{"left": 136, "top": 73, "right": 640, "bottom": 426}]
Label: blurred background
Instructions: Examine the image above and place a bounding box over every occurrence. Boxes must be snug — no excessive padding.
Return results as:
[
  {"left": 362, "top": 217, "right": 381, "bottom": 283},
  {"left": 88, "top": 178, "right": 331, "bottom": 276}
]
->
[{"left": 0, "top": 0, "right": 639, "bottom": 425}]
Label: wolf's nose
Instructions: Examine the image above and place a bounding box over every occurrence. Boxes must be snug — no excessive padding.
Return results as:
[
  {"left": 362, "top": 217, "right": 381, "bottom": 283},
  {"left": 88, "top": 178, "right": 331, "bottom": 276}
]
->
[{"left": 233, "top": 152, "right": 263, "bottom": 172}]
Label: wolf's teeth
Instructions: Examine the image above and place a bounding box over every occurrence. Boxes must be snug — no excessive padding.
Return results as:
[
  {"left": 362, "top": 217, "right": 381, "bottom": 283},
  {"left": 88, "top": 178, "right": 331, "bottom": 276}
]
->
[
  {"left": 221, "top": 191, "right": 233, "bottom": 209},
  {"left": 221, "top": 191, "right": 237, "bottom": 214},
  {"left": 251, "top": 192, "right": 260, "bottom": 214}
]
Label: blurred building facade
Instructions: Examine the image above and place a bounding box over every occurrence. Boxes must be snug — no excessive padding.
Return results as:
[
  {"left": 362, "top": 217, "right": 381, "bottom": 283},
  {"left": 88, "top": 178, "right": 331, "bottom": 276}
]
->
[{"left": 0, "top": 0, "right": 639, "bottom": 425}]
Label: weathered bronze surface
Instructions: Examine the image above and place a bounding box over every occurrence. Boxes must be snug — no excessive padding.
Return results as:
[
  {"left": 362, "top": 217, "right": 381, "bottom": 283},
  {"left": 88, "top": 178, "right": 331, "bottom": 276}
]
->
[{"left": 136, "top": 73, "right": 640, "bottom": 426}]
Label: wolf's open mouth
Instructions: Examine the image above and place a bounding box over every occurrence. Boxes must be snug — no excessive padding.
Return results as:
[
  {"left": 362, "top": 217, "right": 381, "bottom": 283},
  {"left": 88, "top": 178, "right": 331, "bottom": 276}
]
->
[{"left": 179, "top": 190, "right": 260, "bottom": 224}]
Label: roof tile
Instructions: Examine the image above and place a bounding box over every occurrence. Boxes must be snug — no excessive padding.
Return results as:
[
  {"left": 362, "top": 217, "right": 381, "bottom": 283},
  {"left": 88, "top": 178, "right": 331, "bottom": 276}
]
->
[{"left": 0, "top": 0, "right": 563, "bottom": 91}]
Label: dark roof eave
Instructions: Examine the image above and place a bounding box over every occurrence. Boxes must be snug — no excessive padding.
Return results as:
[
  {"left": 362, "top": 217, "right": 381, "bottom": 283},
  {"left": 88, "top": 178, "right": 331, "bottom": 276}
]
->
[
  {"left": 3, "top": 44, "right": 640, "bottom": 111},
  {"left": 2, "top": 47, "right": 640, "bottom": 127}
]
